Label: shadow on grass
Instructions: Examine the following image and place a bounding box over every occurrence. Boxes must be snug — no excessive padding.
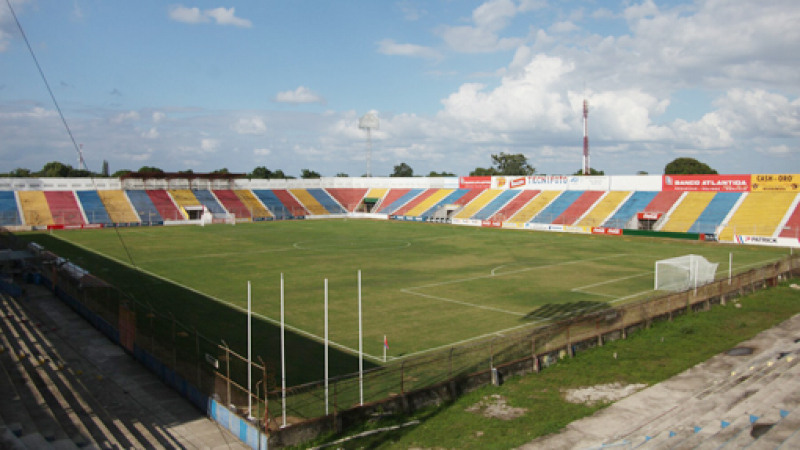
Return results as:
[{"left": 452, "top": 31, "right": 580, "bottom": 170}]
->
[
  {"left": 23, "top": 233, "right": 376, "bottom": 387},
  {"left": 523, "top": 300, "right": 614, "bottom": 321}
]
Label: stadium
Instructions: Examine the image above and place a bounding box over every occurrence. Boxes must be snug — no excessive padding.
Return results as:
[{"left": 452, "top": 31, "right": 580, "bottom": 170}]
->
[{"left": 1, "top": 172, "right": 800, "bottom": 448}]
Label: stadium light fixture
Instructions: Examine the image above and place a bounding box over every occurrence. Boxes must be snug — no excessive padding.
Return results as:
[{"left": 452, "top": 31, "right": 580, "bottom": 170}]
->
[{"left": 359, "top": 112, "right": 380, "bottom": 177}]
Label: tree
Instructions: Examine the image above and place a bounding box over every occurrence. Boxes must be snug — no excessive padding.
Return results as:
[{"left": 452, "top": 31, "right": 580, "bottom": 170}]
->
[
  {"left": 469, "top": 167, "right": 499, "bottom": 176},
  {"left": 301, "top": 169, "right": 321, "bottom": 179},
  {"left": 572, "top": 168, "right": 605, "bottom": 176},
  {"left": 137, "top": 166, "right": 164, "bottom": 174},
  {"left": 68, "top": 169, "right": 93, "bottom": 178},
  {"left": 112, "top": 169, "right": 132, "bottom": 177},
  {"left": 664, "top": 157, "right": 718, "bottom": 175},
  {"left": 212, "top": 168, "right": 230, "bottom": 174},
  {"left": 335, "top": 172, "right": 349, "bottom": 177},
  {"left": 6, "top": 168, "right": 32, "bottom": 177},
  {"left": 39, "top": 161, "right": 72, "bottom": 177},
  {"left": 177, "top": 169, "right": 194, "bottom": 175},
  {"left": 391, "top": 162, "right": 414, "bottom": 177},
  {"left": 428, "top": 171, "right": 456, "bottom": 177},
  {"left": 101, "top": 160, "right": 109, "bottom": 177},
  {"left": 492, "top": 152, "right": 535, "bottom": 175},
  {"left": 273, "top": 169, "right": 289, "bottom": 179},
  {"left": 637, "top": 171, "right": 648, "bottom": 175},
  {"left": 250, "top": 166, "right": 273, "bottom": 179}
]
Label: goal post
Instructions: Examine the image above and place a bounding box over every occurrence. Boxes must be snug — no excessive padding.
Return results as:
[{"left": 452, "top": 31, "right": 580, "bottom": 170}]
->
[{"left": 654, "top": 255, "right": 718, "bottom": 291}]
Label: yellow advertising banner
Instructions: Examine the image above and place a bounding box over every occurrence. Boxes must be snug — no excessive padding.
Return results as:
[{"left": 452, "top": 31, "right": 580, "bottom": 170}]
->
[{"left": 751, "top": 174, "right": 800, "bottom": 192}]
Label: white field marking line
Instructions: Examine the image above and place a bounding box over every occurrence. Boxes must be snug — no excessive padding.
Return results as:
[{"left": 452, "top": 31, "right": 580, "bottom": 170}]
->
[
  {"left": 292, "top": 240, "right": 412, "bottom": 251},
  {"left": 399, "top": 290, "right": 526, "bottom": 317},
  {"left": 50, "top": 234, "right": 387, "bottom": 363},
  {"left": 137, "top": 246, "right": 299, "bottom": 263},
  {"left": 609, "top": 290, "right": 656, "bottom": 304},
  {"left": 390, "top": 318, "right": 550, "bottom": 361},
  {"left": 409, "top": 253, "right": 630, "bottom": 291}
]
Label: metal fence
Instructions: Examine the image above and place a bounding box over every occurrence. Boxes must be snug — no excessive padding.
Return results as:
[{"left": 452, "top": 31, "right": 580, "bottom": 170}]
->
[{"left": 1, "top": 228, "right": 797, "bottom": 438}]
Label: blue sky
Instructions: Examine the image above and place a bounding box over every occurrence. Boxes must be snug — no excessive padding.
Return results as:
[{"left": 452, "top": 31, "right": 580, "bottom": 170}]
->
[{"left": 1, "top": 0, "right": 798, "bottom": 177}]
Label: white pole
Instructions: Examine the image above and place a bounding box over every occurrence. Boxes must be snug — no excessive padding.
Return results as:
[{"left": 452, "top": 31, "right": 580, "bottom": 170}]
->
[
  {"left": 358, "top": 270, "right": 363, "bottom": 406},
  {"left": 281, "top": 273, "right": 286, "bottom": 427},
  {"left": 383, "top": 335, "right": 387, "bottom": 363},
  {"left": 247, "top": 281, "right": 253, "bottom": 419},
  {"left": 324, "top": 279, "right": 329, "bottom": 416},
  {"left": 729, "top": 253, "right": 732, "bottom": 285}
]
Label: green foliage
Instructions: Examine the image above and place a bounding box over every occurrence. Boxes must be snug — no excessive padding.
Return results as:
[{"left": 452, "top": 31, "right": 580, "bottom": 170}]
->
[
  {"left": 39, "top": 161, "right": 73, "bottom": 177},
  {"left": 301, "top": 169, "right": 321, "bottom": 179},
  {"left": 101, "top": 160, "right": 110, "bottom": 177},
  {"left": 335, "top": 173, "right": 349, "bottom": 177},
  {"left": 427, "top": 171, "right": 456, "bottom": 177},
  {"left": 137, "top": 166, "right": 164, "bottom": 174},
  {"left": 0, "top": 168, "right": 32, "bottom": 177},
  {"left": 491, "top": 152, "right": 536, "bottom": 176},
  {"left": 664, "top": 157, "right": 718, "bottom": 175},
  {"left": 111, "top": 169, "right": 132, "bottom": 177},
  {"left": 469, "top": 167, "right": 500, "bottom": 176},
  {"left": 250, "top": 166, "right": 272, "bottom": 179},
  {"left": 391, "top": 162, "right": 414, "bottom": 177},
  {"left": 572, "top": 168, "right": 605, "bottom": 176}
]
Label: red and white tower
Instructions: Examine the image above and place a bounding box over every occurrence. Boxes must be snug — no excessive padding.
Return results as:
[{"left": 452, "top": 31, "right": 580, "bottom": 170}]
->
[{"left": 583, "top": 98, "right": 590, "bottom": 175}]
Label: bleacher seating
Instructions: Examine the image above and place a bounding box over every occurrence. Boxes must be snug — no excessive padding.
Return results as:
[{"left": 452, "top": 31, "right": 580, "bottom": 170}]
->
[
  {"left": 272, "top": 190, "right": 308, "bottom": 216},
  {"left": 377, "top": 189, "right": 423, "bottom": 214},
  {"left": 420, "top": 189, "right": 471, "bottom": 219},
  {"left": 252, "top": 190, "right": 306, "bottom": 218},
  {"left": 688, "top": 192, "right": 742, "bottom": 234},
  {"left": 530, "top": 190, "right": 584, "bottom": 224},
  {"left": 17, "top": 191, "right": 54, "bottom": 226},
  {"left": 0, "top": 192, "right": 21, "bottom": 226},
  {"left": 233, "top": 190, "right": 272, "bottom": 219},
  {"left": 44, "top": 191, "right": 85, "bottom": 226},
  {"left": 718, "top": 192, "right": 798, "bottom": 241},
  {"left": 576, "top": 191, "right": 630, "bottom": 227},
  {"left": 660, "top": 192, "right": 715, "bottom": 232},
  {"left": 603, "top": 191, "right": 659, "bottom": 229},
  {"left": 326, "top": 188, "right": 368, "bottom": 212},
  {"left": 168, "top": 190, "right": 201, "bottom": 215},
  {"left": 289, "top": 189, "right": 328, "bottom": 215},
  {"left": 472, "top": 190, "right": 520, "bottom": 221},
  {"left": 642, "top": 190, "right": 683, "bottom": 214},
  {"left": 307, "top": 189, "right": 347, "bottom": 214},
  {"left": 453, "top": 189, "right": 503, "bottom": 219},
  {"left": 507, "top": 191, "right": 559, "bottom": 223},
  {"left": 124, "top": 190, "right": 161, "bottom": 223},
  {"left": 97, "top": 190, "right": 140, "bottom": 224},
  {"left": 489, "top": 190, "right": 540, "bottom": 222},
  {"left": 399, "top": 189, "right": 453, "bottom": 217},
  {"left": 213, "top": 190, "right": 252, "bottom": 219},
  {"left": 76, "top": 191, "right": 113, "bottom": 225},
  {"left": 779, "top": 198, "right": 800, "bottom": 238},
  {"left": 192, "top": 190, "right": 227, "bottom": 215},
  {"left": 147, "top": 190, "right": 184, "bottom": 221},
  {"left": 552, "top": 191, "right": 604, "bottom": 225},
  {"left": 393, "top": 189, "right": 440, "bottom": 216}
]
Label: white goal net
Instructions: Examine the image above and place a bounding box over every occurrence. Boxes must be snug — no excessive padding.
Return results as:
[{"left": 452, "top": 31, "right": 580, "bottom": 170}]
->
[{"left": 654, "top": 255, "right": 718, "bottom": 291}]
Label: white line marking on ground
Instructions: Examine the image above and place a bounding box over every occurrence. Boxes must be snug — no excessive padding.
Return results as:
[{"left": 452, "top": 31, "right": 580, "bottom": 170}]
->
[
  {"left": 50, "top": 234, "right": 387, "bottom": 363},
  {"left": 399, "top": 290, "right": 526, "bottom": 316}
]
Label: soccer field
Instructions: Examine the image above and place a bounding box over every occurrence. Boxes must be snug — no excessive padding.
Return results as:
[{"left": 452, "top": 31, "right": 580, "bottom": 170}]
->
[{"left": 22, "top": 219, "right": 789, "bottom": 384}]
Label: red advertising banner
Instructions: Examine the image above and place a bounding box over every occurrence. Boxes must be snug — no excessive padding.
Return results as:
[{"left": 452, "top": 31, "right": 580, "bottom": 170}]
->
[
  {"left": 638, "top": 212, "right": 663, "bottom": 220},
  {"left": 662, "top": 175, "right": 750, "bottom": 192},
  {"left": 591, "top": 227, "right": 622, "bottom": 235},
  {"left": 459, "top": 176, "right": 492, "bottom": 189},
  {"left": 481, "top": 220, "right": 503, "bottom": 228},
  {"left": 46, "top": 224, "right": 104, "bottom": 230}
]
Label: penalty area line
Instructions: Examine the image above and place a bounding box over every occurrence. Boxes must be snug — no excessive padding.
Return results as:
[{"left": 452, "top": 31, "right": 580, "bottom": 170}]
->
[{"left": 48, "top": 234, "right": 387, "bottom": 363}]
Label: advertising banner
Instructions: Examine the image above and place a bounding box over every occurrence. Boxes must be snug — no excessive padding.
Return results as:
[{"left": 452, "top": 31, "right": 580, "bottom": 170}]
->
[
  {"left": 481, "top": 220, "right": 503, "bottom": 228},
  {"left": 568, "top": 176, "right": 610, "bottom": 191},
  {"left": 493, "top": 175, "right": 569, "bottom": 190},
  {"left": 751, "top": 174, "right": 800, "bottom": 192},
  {"left": 662, "top": 175, "right": 750, "bottom": 192},
  {"left": 735, "top": 235, "right": 800, "bottom": 248},
  {"left": 637, "top": 212, "right": 663, "bottom": 220},
  {"left": 591, "top": 227, "right": 623, "bottom": 235},
  {"left": 459, "top": 176, "right": 492, "bottom": 189}
]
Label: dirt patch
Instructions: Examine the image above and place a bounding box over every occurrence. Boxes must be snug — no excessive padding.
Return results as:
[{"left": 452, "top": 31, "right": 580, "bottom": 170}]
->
[
  {"left": 563, "top": 382, "right": 647, "bottom": 406},
  {"left": 466, "top": 394, "right": 527, "bottom": 420}
]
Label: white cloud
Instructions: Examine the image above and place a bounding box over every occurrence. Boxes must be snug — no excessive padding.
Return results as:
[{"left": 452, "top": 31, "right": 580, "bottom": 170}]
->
[
  {"left": 168, "top": 5, "right": 252, "bottom": 28},
  {"left": 438, "top": 0, "right": 529, "bottom": 53},
  {"left": 549, "top": 21, "right": 578, "bottom": 34},
  {"left": 233, "top": 117, "right": 267, "bottom": 135},
  {"left": 200, "top": 138, "right": 220, "bottom": 153},
  {"left": 274, "top": 86, "right": 326, "bottom": 105},
  {"left": 152, "top": 112, "right": 166, "bottom": 123},
  {"left": 377, "top": 39, "right": 442, "bottom": 60},
  {"left": 253, "top": 148, "right": 271, "bottom": 156},
  {"left": 111, "top": 111, "right": 140, "bottom": 123},
  {"left": 141, "top": 127, "right": 160, "bottom": 139}
]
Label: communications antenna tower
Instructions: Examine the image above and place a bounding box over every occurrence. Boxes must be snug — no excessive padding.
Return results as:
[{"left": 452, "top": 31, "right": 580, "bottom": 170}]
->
[
  {"left": 583, "top": 98, "right": 590, "bottom": 175},
  {"left": 359, "top": 112, "right": 379, "bottom": 177}
]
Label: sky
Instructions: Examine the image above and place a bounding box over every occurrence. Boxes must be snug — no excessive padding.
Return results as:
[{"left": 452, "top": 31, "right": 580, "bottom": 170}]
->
[{"left": 0, "top": 0, "right": 798, "bottom": 178}]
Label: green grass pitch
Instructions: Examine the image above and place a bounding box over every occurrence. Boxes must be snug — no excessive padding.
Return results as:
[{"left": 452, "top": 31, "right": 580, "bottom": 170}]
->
[{"left": 21, "top": 219, "right": 789, "bottom": 385}]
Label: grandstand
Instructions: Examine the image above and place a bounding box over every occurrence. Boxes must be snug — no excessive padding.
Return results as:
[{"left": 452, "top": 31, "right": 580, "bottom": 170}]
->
[
  {"left": 214, "top": 189, "right": 253, "bottom": 219},
  {"left": 719, "top": 192, "right": 798, "bottom": 241},
  {"left": 660, "top": 192, "right": 716, "bottom": 232},
  {"left": 392, "top": 189, "right": 441, "bottom": 216},
  {"left": 326, "top": 188, "right": 368, "bottom": 212},
  {"left": 530, "top": 190, "right": 584, "bottom": 224},
  {"left": 193, "top": 190, "right": 227, "bottom": 215},
  {"left": 551, "top": 191, "right": 603, "bottom": 225},
  {"left": 688, "top": 192, "right": 742, "bottom": 234},
  {"left": 233, "top": 189, "right": 273, "bottom": 219},
  {"left": 76, "top": 191, "right": 112, "bottom": 225},
  {"left": 306, "top": 188, "right": 347, "bottom": 214},
  {"left": 603, "top": 191, "right": 659, "bottom": 229},
  {"left": 780, "top": 199, "right": 800, "bottom": 238},
  {"left": 17, "top": 191, "right": 53, "bottom": 226},
  {"left": 44, "top": 191, "right": 85, "bottom": 226},
  {"left": 453, "top": 189, "right": 502, "bottom": 219},
  {"left": 97, "top": 190, "right": 139, "bottom": 224},
  {"left": 576, "top": 191, "right": 631, "bottom": 227},
  {"left": 376, "top": 189, "right": 422, "bottom": 214},
  {"left": 0, "top": 191, "right": 21, "bottom": 226},
  {"left": 418, "top": 189, "right": 469, "bottom": 219},
  {"left": 289, "top": 189, "right": 329, "bottom": 215},
  {"left": 400, "top": 189, "right": 454, "bottom": 217},
  {"left": 148, "top": 190, "right": 184, "bottom": 221},
  {"left": 125, "top": 190, "right": 162, "bottom": 224},
  {"left": 507, "top": 190, "right": 558, "bottom": 223},
  {"left": 489, "top": 190, "right": 539, "bottom": 222}
]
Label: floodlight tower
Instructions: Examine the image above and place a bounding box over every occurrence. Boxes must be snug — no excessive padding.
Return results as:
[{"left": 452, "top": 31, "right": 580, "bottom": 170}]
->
[
  {"left": 583, "top": 98, "right": 590, "bottom": 175},
  {"left": 359, "top": 112, "right": 379, "bottom": 177}
]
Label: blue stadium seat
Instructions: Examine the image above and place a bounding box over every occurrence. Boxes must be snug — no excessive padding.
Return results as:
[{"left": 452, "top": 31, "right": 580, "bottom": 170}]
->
[
  {"left": 307, "top": 189, "right": 347, "bottom": 214},
  {"left": 689, "top": 192, "right": 742, "bottom": 234},
  {"left": 420, "top": 189, "right": 471, "bottom": 219},
  {"left": 530, "top": 190, "right": 584, "bottom": 224},
  {"left": 603, "top": 191, "right": 659, "bottom": 228},
  {"left": 126, "top": 190, "right": 163, "bottom": 223},
  {"left": 0, "top": 191, "right": 21, "bottom": 226},
  {"left": 76, "top": 191, "right": 113, "bottom": 224},
  {"left": 377, "top": 189, "right": 424, "bottom": 214},
  {"left": 251, "top": 190, "right": 293, "bottom": 219},
  {"left": 193, "top": 190, "right": 227, "bottom": 215},
  {"left": 472, "top": 190, "right": 521, "bottom": 221}
]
